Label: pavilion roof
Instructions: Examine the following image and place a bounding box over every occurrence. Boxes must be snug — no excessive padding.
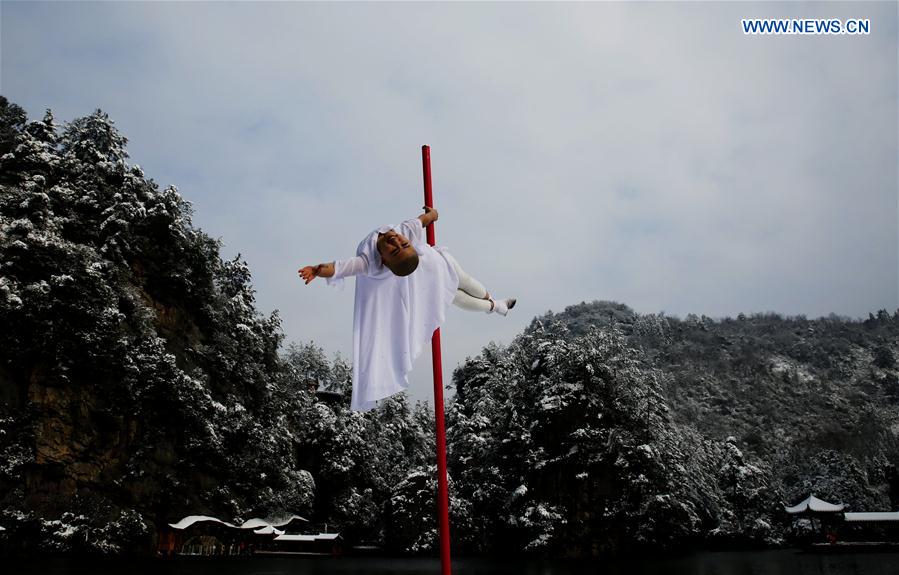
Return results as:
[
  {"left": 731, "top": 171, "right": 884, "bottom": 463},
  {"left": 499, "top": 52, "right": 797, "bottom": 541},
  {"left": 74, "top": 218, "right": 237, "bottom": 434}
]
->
[
  {"left": 252, "top": 525, "right": 285, "bottom": 535},
  {"left": 239, "top": 514, "right": 308, "bottom": 530},
  {"left": 274, "top": 533, "right": 317, "bottom": 542},
  {"left": 784, "top": 494, "right": 845, "bottom": 514},
  {"left": 274, "top": 532, "right": 341, "bottom": 542},
  {"left": 170, "top": 513, "right": 310, "bottom": 532},
  {"left": 168, "top": 515, "right": 238, "bottom": 530}
]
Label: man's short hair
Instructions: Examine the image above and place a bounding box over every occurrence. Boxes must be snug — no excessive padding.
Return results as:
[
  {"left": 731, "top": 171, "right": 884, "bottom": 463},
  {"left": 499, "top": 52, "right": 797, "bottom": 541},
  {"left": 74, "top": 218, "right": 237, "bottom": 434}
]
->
[{"left": 389, "top": 252, "right": 419, "bottom": 277}]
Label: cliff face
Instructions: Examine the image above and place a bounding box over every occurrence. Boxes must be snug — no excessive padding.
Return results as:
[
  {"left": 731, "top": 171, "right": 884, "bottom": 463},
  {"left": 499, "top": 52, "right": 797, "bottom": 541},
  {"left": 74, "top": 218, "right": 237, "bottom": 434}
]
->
[
  {"left": 0, "top": 98, "right": 299, "bottom": 553},
  {"left": 27, "top": 378, "right": 133, "bottom": 497}
]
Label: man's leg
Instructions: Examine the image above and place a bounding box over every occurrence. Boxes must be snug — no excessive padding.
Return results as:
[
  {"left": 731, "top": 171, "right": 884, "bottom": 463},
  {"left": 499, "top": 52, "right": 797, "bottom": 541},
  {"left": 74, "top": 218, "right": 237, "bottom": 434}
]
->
[
  {"left": 442, "top": 250, "right": 488, "bottom": 299},
  {"left": 442, "top": 250, "right": 515, "bottom": 315},
  {"left": 452, "top": 289, "right": 493, "bottom": 313}
]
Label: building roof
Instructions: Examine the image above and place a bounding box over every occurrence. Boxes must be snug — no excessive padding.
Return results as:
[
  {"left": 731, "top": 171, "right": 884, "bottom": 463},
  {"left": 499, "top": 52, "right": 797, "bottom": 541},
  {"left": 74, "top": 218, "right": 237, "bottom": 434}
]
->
[
  {"left": 785, "top": 494, "right": 846, "bottom": 514},
  {"left": 844, "top": 512, "right": 899, "bottom": 522},
  {"left": 274, "top": 532, "right": 341, "bottom": 542},
  {"left": 170, "top": 514, "right": 309, "bottom": 531},
  {"left": 239, "top": 518, "right": 272, "bottom": 530},
  {"left": 239, "top": 514, "right": 309, "bottom": 530},
  {"left": 315, "top": 533, "right": 341, "bottom": 541},
  {"left": 168, "top": 515, "right": 238, "bottom": 530},
  {"left": 252, "top": 525, "right": 285, "bottom": 535},
  {"left": 274, "top": 534, "right": 317, "bottom": 542}
]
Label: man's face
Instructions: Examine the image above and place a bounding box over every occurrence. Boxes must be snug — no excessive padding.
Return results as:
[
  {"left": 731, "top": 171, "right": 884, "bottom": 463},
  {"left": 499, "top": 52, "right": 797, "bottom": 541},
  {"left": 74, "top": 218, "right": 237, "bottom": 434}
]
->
[{"left": 377, "top": 230, "right": 415, "bottom": 268}]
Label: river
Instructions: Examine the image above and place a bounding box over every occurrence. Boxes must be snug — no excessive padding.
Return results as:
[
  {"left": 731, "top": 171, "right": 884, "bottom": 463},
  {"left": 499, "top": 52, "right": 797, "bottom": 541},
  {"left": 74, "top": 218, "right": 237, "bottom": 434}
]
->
[{"left": 5, "top": 550, "right": 896, "bottom": 575}]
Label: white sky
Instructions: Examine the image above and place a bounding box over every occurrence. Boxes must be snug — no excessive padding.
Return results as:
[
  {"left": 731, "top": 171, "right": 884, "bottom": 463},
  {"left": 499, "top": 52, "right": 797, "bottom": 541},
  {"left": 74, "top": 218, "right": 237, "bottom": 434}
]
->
[{"left": 3, "top": 1, "right": 897, "bottom": 403}]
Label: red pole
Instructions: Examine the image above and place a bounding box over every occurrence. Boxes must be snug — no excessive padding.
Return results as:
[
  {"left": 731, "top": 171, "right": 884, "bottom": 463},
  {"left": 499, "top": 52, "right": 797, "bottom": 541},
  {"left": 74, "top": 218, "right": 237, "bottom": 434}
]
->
[{"left": 422, "top": 145, "right": 452, "bottom": 575}]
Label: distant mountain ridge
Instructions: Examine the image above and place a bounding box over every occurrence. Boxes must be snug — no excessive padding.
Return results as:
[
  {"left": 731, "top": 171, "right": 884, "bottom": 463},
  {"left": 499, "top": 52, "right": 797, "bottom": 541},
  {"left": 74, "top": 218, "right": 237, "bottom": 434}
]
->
[
  {"left": 551, "top": 300, "right": 899, "bottom": 477},
  {"left": 413, "top": 301, "right": 899, "bottom": 555}
]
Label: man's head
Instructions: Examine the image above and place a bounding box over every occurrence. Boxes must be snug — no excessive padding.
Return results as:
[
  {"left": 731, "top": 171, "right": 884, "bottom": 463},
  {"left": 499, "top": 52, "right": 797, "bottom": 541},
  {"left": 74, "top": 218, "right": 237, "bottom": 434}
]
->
[{"left": 377, "top": 230, "right": 419, "bottom": 277}]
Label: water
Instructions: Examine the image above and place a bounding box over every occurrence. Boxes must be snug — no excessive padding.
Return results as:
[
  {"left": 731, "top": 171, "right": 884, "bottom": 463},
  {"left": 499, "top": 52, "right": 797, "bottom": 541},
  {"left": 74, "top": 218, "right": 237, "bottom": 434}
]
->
[{"left": 6, "top": 550, "right": 896, "bottom": 575}]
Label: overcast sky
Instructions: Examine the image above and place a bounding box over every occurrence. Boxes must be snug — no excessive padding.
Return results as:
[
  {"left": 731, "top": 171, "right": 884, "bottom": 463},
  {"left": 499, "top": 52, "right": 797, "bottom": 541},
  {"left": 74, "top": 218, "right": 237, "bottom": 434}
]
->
[{"left": 3, "top": 1, "right": 897, "bottom": 403}]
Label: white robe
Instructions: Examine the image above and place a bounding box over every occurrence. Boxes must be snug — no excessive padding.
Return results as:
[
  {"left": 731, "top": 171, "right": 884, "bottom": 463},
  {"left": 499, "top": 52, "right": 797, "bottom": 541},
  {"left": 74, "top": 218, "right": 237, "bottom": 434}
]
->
[{"left": 327, "top": 218, "right": 459, "bottom": 411}]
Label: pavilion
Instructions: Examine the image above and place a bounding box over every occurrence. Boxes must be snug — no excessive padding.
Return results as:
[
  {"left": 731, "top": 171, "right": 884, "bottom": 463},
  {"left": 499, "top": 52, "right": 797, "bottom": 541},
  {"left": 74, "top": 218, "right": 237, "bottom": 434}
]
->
[
  {"left": 784, "top": 494, "right": 846, "bottom": 541},
  {"left": 784, "top": 494, "right": 846, "bottom": 515},
  {"left": 157, "top": 513, "right": 336, "bottom": 557}
]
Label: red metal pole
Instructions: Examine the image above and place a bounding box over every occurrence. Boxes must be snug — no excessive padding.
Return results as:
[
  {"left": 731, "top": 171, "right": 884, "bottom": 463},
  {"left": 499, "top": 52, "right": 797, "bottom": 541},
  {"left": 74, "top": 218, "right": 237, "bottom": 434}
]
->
[{"left": 422, "top": 145, "right": 452, "bottom": 575}]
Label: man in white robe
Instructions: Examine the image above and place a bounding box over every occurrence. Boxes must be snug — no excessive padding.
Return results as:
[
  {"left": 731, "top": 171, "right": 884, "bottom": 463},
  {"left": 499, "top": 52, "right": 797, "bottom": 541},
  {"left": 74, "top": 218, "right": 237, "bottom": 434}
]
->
[{"left": 298, "top": 207, "right": 515, "bottom": 411}]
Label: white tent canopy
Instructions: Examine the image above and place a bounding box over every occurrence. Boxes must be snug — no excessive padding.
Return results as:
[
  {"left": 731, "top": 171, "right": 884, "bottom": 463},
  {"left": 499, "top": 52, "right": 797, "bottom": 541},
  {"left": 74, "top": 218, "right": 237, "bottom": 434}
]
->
[{"left": 784, "top": 494, "right": 846, "bottom": 514}]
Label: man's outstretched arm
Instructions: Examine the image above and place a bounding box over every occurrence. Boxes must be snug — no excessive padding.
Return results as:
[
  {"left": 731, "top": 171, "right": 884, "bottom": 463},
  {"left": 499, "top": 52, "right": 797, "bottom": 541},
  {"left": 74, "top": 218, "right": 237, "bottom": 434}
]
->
[
  {"left": 298, "top": 263, "right": 335, "bottom": 284},
  {"left": 299, "top": 256, "right": 367, "bottom": 285},
  {"left": 418, "top": 205, "right": 439, "bottom": 228}
]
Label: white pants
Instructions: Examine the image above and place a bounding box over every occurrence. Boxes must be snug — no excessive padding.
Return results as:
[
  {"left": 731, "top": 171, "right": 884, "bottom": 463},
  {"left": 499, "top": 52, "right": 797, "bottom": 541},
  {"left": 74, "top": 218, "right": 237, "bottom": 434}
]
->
[{"left": 441, "top": 251, "right": 493, "bottom": 313}]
